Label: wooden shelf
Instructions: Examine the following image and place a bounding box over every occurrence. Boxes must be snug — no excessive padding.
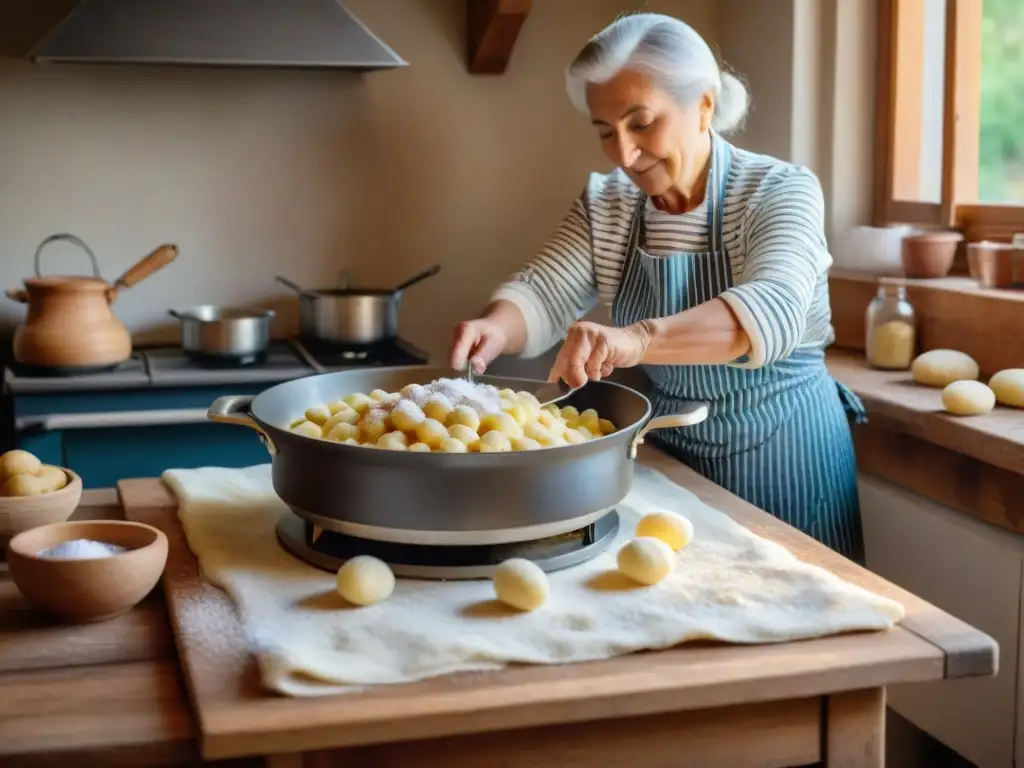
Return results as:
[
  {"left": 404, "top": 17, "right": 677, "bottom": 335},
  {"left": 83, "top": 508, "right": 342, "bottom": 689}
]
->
[
  {"left": 829, "top": 269, "right": 1024, "bottom": 376},
  {"left": 466, "top": 0, "right": 532, "bottom": 74}
]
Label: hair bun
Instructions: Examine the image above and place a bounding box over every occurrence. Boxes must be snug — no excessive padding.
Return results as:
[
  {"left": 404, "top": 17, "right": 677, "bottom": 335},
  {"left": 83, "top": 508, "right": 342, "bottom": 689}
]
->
[{"left": 713, "top": 71, "right": 750, "bottom": 134}]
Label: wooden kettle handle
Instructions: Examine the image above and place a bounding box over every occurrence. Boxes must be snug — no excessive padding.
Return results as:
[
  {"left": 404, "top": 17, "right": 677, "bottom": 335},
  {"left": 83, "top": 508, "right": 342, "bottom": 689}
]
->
[{"left": 107, "top": 244, "right": 178, "bottom": 302}]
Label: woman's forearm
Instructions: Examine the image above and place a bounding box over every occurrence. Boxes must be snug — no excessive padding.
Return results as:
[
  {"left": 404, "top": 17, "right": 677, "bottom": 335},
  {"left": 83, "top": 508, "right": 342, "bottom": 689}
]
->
[
  {"left": 481, "top": 299, "right": 529, "bottom": 355},
  {"left": 635, "top": 298, "right": 751, "bottom": 365}
]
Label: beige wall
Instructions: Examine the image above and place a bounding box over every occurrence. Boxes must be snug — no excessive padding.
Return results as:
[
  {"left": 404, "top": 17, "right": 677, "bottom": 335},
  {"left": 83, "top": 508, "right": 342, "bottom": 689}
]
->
[{"left": 0, "top": 0, "right": 718, "bottom": 362}]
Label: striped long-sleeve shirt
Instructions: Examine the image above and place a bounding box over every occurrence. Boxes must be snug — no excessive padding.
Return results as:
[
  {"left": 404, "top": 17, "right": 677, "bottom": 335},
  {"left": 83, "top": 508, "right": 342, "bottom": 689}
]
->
[{"left": 490, "top": 145, "right": 835, "bottom": 368}]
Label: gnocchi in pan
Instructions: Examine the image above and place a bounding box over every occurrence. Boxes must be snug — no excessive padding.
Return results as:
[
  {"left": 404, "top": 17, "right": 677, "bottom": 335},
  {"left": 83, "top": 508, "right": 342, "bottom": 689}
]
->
[{"left": 286, "top": 378, "right": 618, "bottom": 453}]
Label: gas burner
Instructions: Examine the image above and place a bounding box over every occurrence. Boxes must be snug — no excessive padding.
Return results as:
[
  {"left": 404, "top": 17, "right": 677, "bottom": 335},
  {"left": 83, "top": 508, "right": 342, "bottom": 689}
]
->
[
  {"left": 296, "top": 337, "right": 429, "bottom": 369},
  {"left": 182, "top": 350, "right": 268, "bottom": 368},
  {"left": 276, "top": 510, "right": 620, "bottom": 580}
]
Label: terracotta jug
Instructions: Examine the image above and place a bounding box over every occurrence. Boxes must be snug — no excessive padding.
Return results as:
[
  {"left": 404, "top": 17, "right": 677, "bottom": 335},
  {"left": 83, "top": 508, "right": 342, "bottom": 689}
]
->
[{"left": 5, "top": 233, "right": 178, "bottom": 371}]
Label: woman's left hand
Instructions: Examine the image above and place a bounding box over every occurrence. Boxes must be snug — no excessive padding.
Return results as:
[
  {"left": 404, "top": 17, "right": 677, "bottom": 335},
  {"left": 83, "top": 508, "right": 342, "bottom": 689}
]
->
[{"left": 548, "top": 321, "right": 651, "bottom": 388}]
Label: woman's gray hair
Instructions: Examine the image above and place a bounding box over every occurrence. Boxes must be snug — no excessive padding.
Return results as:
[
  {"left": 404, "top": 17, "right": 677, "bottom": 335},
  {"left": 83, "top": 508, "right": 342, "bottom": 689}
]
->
[{"left": 565, "top": 13, "right": 749, "bottom": 135}]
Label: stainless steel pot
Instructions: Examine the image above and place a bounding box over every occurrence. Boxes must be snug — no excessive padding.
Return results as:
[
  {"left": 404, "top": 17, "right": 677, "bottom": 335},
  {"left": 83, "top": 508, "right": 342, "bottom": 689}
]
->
[
  {"left": 170, "top": 305, "right": 275, "bottom": 363},
  {"left": 276, "top": 265, "right": 441, "bottom": 345},
  {"left": 208, "top": 366, "right": 708, "bottom": 546}
]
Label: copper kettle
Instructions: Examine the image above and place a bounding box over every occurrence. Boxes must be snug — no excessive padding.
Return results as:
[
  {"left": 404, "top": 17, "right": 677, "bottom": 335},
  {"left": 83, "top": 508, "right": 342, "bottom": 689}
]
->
[{"left": 5, "top": 233, "right": 178, "bottom": 371}]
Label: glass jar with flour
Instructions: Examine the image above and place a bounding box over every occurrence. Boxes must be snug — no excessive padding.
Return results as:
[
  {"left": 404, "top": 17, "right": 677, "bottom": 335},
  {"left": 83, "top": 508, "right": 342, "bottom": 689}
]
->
[{"left": 865, "top": 284, "right": 916, "bottom": 370}]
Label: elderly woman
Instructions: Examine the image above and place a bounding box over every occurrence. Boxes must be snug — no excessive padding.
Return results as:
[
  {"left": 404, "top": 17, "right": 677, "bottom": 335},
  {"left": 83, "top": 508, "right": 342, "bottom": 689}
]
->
[{"left": 450, "top": 13, "right": 866, "bottom": 562}]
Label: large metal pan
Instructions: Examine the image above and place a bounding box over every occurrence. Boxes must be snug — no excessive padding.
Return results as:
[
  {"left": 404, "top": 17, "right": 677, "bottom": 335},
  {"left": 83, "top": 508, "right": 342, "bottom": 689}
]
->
[{"left": 208, "top": 367, "right": 708, "bottom": 546}]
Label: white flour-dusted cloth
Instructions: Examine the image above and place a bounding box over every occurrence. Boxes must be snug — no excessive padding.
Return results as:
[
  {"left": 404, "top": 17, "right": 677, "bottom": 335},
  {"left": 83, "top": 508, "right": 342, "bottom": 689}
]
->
[{"left": 163, "top": 464, "right": 905, "bottom": 697}]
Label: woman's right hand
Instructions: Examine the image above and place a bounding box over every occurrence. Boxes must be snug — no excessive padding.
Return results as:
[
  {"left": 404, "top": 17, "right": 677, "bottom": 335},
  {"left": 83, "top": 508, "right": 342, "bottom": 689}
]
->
[{"left": 450, "top": 317, "right": 509, "bottom": 375}]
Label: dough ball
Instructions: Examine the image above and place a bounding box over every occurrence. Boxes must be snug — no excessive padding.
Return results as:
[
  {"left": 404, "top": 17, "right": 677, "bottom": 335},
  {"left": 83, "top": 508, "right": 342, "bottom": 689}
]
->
[
  {"left": 911, "top": 349, "right": 980, "bottom": 388},
  {"left": 369, "top": 388, "right": 392, "bottom": 402},
  {"left": 635, "top": 511, "right": 694, "bottom": 551},
  {"left": 560, "top": 405, "right": 580, "bottom": 426},
  {"left": 617, "top": 537, "right": 676, "bottom": 586},
  {"left": 0, "top": 449, "right": 41, "bottom": 482},
  {"left": 502, "top": 402, "right": 529, "bottom": 427},
  {"left": 407, "top": 442, "right": 431, "bottom": 452},
  {"left": 598, "top": 418, "right": 617, "bottom": 435},
  {"left": 1, "top": 473, "right": 46, "bottom": 498},
  {"left": 536, "top": 410, "right": 559, "bottom": 429},
  {"left": 446, "top": 405, "right": 481, "bottom": 431},
  {"left": 563, "top": 429, "right": 586, "bottom": 445},
  {"left": 36, "top": 465, "right": 69, "bottom": 493},
  {"left": 479, "top": 412, "right": 523, "bottom": 439},
  {"left": 534, "top": 429, "right": 566, "bottom": 448},
  {"left": 358, "top": 414, "right": 389, "bottom": 444},
  {"left": 578, "top": 408, "right": 600, "bottom": 430},
  {"left": 322, "top": 409, "right": 358, "bottom": 435},
  {"left": 439, "top": 436, "right": 468, "bottom": 453},
  {"left": 941, "top": 380, "right": 995, "bottom": 416},
  {"left": 326, "top": 399, "right": 349, "bottom": 415},
  {"left": 304, "top": 404, "right": 331, "bottom": 426},
  {"left": 510, "top": 435, "right": 542, "bottom": 451},
  {"left": 423, "top": 395, "right": 454, "bottom": 424},
  {"left": 336, "top": 556, "right": 395, "bottom": 606},
  {"left": 415, "top": 418, "right": 449, "bottom": 449},
  {"left": 391, "top": 400, "right": 426, "bottom": 432},
  {"left": 343, "top": 392, "right": 375, "bottom": 414},
  {"left": 477, "top": 430, "right": 512, "bottom": 452},
  {"left": 376, "top": 431, "right": 408, "bottom": 451},
  {"left": 447, "top": 423, "right": 480, "bottom": 450},
  {"left": 493, "top": 558, "right": 549, "bottom": 611},
  {"left": 515, "top": 391, "right": 541, "bottom": 417},
  {"left": 291, "top": 421, "right": 323, "bottom": 439},
  {"left": 326, "top": 422, "right": 358, "bottom": 442},
  {"left": 989, "top": 369, "right": 1024, "bottom": 408},
  {"left": 400, "top": 383, "right": 427, "bottom": 401}
]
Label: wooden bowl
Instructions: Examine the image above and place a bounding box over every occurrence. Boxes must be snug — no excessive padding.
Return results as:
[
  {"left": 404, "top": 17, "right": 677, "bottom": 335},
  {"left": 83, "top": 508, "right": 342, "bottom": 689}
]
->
[
  {"left": 7, "top": 520, "right": 168, "bottom": 624},
  {"left": 901, "top": 232, "right": 964, "bottom": 278},
  {"left": 0, "top": 469, "right": 83, "bottom": 549}
]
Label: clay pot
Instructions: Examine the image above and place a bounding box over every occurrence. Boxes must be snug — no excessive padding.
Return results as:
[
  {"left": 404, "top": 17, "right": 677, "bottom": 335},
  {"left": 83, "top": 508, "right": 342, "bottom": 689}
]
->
[
  {"left": 5, "top": 234, "right": 177, "bottom": 371},
  {"left": 901, "top": 231, "right": 964, "bottom": 279}
]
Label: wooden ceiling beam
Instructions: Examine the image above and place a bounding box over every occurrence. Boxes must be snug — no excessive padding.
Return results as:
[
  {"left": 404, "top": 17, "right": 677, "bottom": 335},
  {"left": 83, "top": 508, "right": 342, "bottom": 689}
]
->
[{"left": 466, "top": 0, "right": 532, "bottom": 75}]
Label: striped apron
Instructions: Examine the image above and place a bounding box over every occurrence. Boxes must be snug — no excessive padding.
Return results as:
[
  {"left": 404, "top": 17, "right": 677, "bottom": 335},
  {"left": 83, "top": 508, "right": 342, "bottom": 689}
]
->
[{"left": 611, "top": 135, "right": 867, "bottom": 562}]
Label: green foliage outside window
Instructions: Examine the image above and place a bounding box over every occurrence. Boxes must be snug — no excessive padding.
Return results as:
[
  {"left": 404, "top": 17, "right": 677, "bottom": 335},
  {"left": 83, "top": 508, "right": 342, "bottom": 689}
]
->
[{"left": 980, "top": 0, "right": 1024, "bottom": 202}]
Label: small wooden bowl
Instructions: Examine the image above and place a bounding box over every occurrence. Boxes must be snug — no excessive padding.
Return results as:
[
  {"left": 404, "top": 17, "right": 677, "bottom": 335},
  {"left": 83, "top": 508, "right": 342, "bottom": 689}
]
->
[
  {"left": 0, "top": 469, "right": 83, "bottom": 549},
  {"left": 901, "top": 232, "right": 964, "bottom": 278},
  {"left": 7, "top": 520, "right": 168, "bottom": 624}
]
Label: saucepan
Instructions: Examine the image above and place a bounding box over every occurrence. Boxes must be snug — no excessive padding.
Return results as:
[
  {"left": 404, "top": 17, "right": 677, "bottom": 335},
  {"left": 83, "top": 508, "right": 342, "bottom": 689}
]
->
[
  {"left": 276, "top": 264, "right": 441, "bottom": 345},
  {"left": 169, "top": 305, "right": 276, "bottom": 364},
  {"left": 207, "top": 366, "right": 708, "bottom": 545}
]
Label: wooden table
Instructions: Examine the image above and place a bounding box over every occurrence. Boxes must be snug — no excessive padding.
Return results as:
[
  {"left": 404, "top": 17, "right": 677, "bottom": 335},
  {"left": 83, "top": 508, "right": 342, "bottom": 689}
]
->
[
  {"left": 0, "top": 490, "right": 209, "bottom": 767},
  {"left": 108, "top": 448, "right": 996, "bottom": 767}
]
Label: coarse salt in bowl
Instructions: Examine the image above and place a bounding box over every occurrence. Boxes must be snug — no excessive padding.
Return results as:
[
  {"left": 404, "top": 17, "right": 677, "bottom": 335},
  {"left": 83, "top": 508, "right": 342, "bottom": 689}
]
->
[{"left": 7, "top": 520, "right": 168, "bottom": 624}]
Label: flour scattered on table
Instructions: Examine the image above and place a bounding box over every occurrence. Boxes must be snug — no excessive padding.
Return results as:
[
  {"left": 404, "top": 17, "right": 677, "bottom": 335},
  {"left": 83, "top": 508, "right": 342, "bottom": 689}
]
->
[{"left": 38, "top": 538, "right": 128, "bottom": 559}]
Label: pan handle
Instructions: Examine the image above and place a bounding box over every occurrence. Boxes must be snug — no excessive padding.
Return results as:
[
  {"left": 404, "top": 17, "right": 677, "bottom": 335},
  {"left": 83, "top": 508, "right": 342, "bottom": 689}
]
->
[
  {"left": 208, "top": 395, "right": 278, "bottom": 456},
  {"left": 628, "top": 401, "right": 709, "bottom": 459}
]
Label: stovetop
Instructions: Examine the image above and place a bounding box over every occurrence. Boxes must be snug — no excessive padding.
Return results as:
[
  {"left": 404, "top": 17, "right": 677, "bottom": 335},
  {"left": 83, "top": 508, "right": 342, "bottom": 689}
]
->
[{"left": 3, "top": 338, "right": 430, "bottom": 395}]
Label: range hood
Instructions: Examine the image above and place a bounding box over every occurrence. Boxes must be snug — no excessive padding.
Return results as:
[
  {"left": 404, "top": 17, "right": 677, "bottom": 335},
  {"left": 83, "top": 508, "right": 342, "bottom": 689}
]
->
[{"left": 12, "top": 0, "right": 407, "bottom": 70}]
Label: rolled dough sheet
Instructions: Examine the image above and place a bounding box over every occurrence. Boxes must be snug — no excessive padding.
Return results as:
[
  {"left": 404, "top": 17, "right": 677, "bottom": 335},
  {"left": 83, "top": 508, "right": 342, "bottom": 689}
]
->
[{"left": 162, "top": 464, "right": 905, "bottom": 697}]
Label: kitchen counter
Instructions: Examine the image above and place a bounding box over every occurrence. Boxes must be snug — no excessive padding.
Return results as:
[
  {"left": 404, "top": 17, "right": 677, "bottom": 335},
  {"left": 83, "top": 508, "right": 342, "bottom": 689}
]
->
[
  {"left": 827, "top": 348, "right": 1024, "bottom": 536},
  {"left": 0, "top": 453, "right": 998, "bottom": 767}
]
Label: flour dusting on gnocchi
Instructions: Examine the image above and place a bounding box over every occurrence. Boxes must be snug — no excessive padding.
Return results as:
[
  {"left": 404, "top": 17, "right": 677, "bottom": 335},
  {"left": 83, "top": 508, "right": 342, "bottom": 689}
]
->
[{"left": 286, "top": 378, "right": 619, "bottom": 453}]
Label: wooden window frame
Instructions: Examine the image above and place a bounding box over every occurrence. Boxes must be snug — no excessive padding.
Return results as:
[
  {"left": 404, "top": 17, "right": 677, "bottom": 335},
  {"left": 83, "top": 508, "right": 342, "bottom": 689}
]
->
[{"left": 874, "top": 0, "right": 1024, "bottom": 242}]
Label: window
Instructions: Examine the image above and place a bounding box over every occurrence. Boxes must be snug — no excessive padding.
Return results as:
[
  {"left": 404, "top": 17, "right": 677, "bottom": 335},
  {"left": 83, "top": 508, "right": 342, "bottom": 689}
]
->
[{"left": 874, "top": 0, "right": 1024, "bottom": 242}]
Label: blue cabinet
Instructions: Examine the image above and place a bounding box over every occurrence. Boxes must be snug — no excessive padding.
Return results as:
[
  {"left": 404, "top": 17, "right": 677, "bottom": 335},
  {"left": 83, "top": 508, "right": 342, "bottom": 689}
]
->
[{"left": 12, "top": 384, "right": 275, "bottom": 488}]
